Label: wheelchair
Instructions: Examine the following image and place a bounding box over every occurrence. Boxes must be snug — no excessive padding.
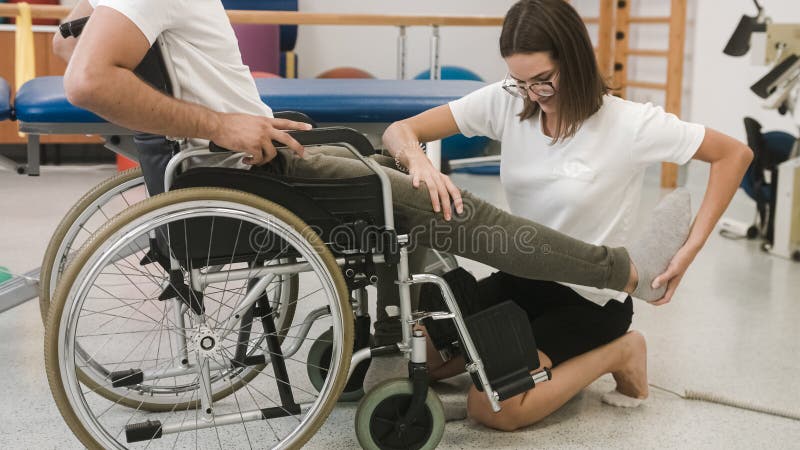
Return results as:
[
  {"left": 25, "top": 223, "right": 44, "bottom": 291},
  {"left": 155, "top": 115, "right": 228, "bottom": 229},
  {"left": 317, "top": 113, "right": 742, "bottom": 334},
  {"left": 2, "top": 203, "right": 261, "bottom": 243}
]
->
[{"left": 45, "top": 17, "right": 550, "bottom": 449}]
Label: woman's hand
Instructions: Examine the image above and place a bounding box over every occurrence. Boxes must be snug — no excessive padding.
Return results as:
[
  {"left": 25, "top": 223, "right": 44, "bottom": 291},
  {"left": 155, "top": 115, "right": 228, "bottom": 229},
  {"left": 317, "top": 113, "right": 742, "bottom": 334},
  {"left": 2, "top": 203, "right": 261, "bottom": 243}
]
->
[
  {"left": 405, "top": 152, "right": 464, "bottom": 221},
  {"left": 649, "top": 244, "right": 700, "bottom": 306}
]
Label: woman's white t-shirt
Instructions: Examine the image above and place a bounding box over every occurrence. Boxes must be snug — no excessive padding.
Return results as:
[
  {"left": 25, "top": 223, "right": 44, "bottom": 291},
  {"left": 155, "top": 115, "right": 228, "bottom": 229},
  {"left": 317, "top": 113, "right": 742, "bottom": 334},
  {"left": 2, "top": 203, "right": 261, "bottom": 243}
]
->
[{"left": 449, "top": 82, "right": 705, "bottom": 306}]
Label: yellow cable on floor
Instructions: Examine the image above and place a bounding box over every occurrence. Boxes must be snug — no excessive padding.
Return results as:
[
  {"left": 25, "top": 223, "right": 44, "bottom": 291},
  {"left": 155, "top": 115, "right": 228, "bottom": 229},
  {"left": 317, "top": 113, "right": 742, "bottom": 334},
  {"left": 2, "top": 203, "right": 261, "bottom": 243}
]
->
[{"left": 15, "top": 2, "right": 36, "bottom": 137}]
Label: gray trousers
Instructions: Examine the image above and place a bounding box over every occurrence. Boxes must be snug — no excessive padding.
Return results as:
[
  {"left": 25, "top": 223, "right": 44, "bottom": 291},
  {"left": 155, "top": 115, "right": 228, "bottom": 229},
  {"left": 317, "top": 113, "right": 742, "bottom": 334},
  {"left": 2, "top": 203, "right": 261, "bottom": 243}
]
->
[{"left": 269, "top": 146, "right": 631, "bottom": 344}]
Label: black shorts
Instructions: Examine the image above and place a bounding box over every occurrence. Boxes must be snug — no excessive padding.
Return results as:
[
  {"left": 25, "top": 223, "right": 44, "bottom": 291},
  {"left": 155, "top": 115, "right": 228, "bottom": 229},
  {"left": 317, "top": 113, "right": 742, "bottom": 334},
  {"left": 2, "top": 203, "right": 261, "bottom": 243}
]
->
[{"left": 477, "top": 271, "right": 633, "bottom": 367}]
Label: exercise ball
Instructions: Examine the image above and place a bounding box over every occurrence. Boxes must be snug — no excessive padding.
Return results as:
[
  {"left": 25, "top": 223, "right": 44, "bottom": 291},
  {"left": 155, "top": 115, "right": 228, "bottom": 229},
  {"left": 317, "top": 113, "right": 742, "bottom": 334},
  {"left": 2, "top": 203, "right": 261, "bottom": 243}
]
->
[
  {"left": 316, "top": 67, "right": 375, "bottom": 79},
  {"left": 414, "top": 66, "right": 483, "bottom": 82},
  {"left": 415, "top": 66, "right": 490, "bottom": 164}
]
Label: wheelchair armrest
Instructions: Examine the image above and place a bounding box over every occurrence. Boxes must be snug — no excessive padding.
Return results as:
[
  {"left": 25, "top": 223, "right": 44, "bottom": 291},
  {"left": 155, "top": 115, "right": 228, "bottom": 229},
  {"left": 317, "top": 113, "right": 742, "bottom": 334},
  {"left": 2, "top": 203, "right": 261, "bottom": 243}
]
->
[
  {"left": 210, "top": 126, "right": 377, "bottom": 158},
  {"left": 273, "top": 111, "right": 318, "bottom": 128}
]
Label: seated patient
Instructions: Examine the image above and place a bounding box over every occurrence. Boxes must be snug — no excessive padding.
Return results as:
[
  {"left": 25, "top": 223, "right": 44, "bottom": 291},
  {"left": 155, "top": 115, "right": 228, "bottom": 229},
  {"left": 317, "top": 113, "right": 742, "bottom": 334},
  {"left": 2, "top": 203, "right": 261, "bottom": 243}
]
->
[{"left": 52, "top": 0, "right": 724, "bottom": 432}]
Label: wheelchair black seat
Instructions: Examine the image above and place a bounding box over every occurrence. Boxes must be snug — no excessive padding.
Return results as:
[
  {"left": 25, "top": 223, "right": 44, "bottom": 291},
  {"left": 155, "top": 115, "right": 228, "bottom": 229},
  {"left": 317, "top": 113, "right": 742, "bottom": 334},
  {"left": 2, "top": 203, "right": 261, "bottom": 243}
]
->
[{"left": 164, "top": 166, "right": 389, "bottom": 267}]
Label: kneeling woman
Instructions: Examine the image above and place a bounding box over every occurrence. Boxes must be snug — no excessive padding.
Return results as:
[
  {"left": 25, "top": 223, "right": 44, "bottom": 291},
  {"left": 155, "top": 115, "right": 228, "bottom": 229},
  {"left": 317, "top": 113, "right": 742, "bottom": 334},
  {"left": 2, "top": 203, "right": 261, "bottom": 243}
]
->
[{"left": 382, "top": 0, "right": 752, "bottom": 431}]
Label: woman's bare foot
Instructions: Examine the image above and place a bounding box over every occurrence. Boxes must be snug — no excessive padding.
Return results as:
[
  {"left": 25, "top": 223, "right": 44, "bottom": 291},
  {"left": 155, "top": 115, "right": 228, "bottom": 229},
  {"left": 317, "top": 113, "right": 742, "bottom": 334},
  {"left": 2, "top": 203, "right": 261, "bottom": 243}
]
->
[{"left": 611, "top": 330, "right": 649, "bottom": 400}]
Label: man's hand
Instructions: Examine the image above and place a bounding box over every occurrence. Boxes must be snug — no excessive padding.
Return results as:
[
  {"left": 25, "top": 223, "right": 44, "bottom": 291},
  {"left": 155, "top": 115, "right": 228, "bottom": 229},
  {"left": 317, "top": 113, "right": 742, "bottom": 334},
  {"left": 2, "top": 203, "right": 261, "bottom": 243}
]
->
[
  {"left": 211, "top": 114, "right": 312, "bottom": 165},
  {"left": 649, "top": 244, "right": 698, "bottom": 306},
  {"left": 406, "top": 151, "right": 463, "bottom": 221}
]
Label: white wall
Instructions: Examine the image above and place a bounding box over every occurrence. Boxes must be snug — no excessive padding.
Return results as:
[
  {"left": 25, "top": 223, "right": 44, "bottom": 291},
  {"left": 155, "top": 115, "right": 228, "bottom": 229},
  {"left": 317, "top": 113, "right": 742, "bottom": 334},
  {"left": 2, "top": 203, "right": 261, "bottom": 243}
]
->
[
  {"left": 294, "top": 0, "right": 517, "bottom": 82},
  {"left": 689, "top": 0, "right": 799, "bottom": 142},
  {"left": 296, "top": 0, "right": 799, "bottom": 143}
]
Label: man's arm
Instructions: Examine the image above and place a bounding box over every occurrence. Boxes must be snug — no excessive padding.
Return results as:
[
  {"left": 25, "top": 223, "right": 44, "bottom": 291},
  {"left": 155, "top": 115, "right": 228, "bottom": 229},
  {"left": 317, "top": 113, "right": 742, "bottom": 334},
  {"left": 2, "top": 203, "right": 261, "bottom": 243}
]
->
[
  {"left": 52, "top": 0, "right": 94, "bottom": 63},
  {"left": 63, "top": 6, "right": 309, "bottom": 164}
]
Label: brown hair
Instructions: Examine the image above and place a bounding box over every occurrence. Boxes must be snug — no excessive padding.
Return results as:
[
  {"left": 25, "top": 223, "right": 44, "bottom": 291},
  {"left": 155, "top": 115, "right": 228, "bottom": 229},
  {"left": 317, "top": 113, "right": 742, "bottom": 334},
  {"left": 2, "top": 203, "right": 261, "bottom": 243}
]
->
[{"left": 500, "top": 0, "right": 608, "bottom": 142}]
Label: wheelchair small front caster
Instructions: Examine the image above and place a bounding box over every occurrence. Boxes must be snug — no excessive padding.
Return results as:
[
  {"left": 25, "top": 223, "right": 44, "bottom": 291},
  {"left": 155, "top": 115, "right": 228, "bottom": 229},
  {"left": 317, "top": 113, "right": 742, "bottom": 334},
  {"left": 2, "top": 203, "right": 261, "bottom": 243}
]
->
[
  {"left": 355, "top": 378, "right": 445, "bottom": 450},
  {"left": 307, "top": 327, "right": 372, "bottom": 402}
]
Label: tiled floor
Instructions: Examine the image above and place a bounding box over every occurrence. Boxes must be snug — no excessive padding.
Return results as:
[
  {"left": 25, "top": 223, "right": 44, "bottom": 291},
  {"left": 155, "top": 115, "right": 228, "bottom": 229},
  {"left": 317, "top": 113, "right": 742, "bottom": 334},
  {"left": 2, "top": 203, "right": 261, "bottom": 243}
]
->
[{"left": 0, "top": 162, "right": 798, "bottom": 449}]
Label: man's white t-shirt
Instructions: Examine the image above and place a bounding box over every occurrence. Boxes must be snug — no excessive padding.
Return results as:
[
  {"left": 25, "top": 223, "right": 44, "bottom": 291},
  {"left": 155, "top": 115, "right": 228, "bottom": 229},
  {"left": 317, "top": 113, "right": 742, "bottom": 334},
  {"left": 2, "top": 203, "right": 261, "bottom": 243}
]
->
[
  {"left": 449, "top": 82, "right": 705, "bottom": 306},
  {"left": 88, "top": 0, "right": 272, "bottom": 166}
]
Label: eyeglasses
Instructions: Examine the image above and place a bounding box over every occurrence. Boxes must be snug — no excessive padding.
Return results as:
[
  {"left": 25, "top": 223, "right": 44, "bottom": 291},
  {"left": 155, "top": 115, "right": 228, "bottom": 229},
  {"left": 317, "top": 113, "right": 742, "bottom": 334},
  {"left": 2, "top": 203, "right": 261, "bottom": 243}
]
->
[{"left": 501, "top": 73, "right": 557, "bottom": 98}]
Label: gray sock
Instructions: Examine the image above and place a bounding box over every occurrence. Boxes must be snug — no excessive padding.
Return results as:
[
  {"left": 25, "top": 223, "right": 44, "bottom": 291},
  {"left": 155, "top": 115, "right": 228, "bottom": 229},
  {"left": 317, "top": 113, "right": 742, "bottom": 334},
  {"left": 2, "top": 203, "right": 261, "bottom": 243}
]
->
[
  {"left": 628, "top": 188, "right": 692, "bottom": 302},
  {"left": 362, "top": 354, "right": 408, "bottom": 393}
]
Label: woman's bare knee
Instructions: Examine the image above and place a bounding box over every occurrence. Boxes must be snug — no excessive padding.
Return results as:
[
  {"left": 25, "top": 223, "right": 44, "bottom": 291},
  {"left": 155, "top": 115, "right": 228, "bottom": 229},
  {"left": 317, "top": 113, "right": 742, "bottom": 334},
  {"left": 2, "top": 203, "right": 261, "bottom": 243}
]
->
[{"left": 467, "top": 387, "right": 531, "bottom": 432}]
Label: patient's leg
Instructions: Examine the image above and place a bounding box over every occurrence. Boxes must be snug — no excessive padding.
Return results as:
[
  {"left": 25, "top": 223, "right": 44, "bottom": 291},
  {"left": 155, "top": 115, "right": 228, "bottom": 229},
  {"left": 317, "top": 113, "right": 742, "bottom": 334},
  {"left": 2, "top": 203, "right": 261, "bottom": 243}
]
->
[{"left": 281, "top": 148, "right": 630, "bottom": 292}]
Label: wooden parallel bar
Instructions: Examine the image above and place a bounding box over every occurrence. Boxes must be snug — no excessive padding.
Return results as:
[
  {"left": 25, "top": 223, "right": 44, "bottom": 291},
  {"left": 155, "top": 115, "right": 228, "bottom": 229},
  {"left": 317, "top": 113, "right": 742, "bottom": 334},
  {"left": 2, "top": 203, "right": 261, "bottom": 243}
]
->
[
  {"left": 596, "top": 0, "right": 615, "bottom": 79},
  {"left": 225, "top": 11, "right": 504, "bottom": 26},
  {"left": 661, "top": 0, "right": 688, "bottom": 188},
  {"left": 0, "top": 5, "right": 506, "bottom": 26},
  {"left": 628, "top": 16, "right": 671, "bottom": 24},
  {"left": 0, "top": 4, "right": 604, "bottom": 28},
  {"left": 627, "top": 48, "right": 669, "bottom": 57},
  {"left": 625, "top": 80, "right": 668, "bottom": 90},
  {"left": 612, "top": 0, "right": 630, "bottom": 97}
]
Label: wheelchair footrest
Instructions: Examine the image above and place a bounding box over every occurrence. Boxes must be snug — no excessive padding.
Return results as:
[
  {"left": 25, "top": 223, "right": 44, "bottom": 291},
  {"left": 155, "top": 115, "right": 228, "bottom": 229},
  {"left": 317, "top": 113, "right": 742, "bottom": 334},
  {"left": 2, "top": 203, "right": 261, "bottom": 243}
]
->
[
  {"left": 419, "top": 267, "right": 492, "bottom": 359},
  {"left": 465, "top": 300, "right": 540, "bottom": 402}
]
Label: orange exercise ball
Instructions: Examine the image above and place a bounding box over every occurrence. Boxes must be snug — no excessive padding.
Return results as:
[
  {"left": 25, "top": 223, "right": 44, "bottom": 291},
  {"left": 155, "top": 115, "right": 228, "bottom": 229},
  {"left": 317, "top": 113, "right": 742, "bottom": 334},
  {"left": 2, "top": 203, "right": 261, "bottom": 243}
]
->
[{"left": 316, "top": 67, "right": 375, "bottom": 79}]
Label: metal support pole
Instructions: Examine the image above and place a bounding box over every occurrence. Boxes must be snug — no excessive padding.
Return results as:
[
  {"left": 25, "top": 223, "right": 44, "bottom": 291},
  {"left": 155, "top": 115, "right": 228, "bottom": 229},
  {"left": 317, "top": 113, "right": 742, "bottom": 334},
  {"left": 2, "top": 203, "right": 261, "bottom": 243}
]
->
[
  {"left": 26, "top": 134, "right": 40, "bottom": 176},
  {"left": 429, "top": 25, "right": 441, "bottom": 80},
  {"left": 427, "top": 25, "right": 443, "bottom": 170},
  {"left": 396, "top": 25, "right": 407, "bottom": 80}
]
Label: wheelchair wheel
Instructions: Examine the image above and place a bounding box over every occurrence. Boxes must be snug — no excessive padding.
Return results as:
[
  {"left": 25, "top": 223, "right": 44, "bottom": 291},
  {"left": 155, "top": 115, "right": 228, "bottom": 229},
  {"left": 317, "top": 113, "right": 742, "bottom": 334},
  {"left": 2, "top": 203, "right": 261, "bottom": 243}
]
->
[
  {"left": 39, "top": 170, "right": 299, "bottom": 412},
  {"left": 355, "top": 378, "right": 445, "bottom": 450},
  {"left": 40, "top": 168, "right": 146, "bottom": 323},
  {"left": 45, "top": 187, "right": 353, "bottom": 449},
  {"left": 307, "top": 327, "right": 373, "bottom": 402}
]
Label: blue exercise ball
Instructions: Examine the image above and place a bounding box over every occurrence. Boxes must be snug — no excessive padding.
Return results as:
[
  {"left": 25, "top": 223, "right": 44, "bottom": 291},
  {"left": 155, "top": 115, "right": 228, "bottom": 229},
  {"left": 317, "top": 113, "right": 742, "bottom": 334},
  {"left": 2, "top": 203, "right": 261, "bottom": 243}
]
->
[
  {"left": 415, "top": 66, "right": 490, "bottom": 163},
  {"left": 414, "top": 66, "right": 484, "bottom": 82}
]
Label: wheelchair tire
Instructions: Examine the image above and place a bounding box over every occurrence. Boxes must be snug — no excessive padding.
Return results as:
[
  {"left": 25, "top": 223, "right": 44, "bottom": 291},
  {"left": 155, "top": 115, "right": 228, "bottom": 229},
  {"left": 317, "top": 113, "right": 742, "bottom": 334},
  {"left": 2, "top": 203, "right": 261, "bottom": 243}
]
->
[
  {"left": 308, "top": 327, "right": 372, "bottom": 402},
  {"left": 40, "top": 167, "right": 146, "bottom": 323},
  {"left": 355, "top": 378, "right": 445, "bottom": 450},
  {"left": 45, "top": 187, "right": 353, "bottom": 449}
]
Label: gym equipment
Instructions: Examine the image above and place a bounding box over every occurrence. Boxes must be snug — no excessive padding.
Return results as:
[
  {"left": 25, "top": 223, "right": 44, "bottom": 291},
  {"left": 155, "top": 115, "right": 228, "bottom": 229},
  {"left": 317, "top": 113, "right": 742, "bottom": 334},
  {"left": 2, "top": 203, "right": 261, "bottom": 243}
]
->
[
  {"left": 221, "top": 0, "right": 299, "bottom": 78},
  {"left": 722, "top": 2, "right": 800, "bottom": 261},
  {"left": 414, "top": 65, "right": 482, "bottom": 82},
  {"left": 316, "top": 67, "right": 376, "bottom": 79},
  {"left": 0, "top": 76, "right": 9, "bottom": 121},
  {"left": 232, "top": 23, "right": 281, "bottom": 77},
  {"left": 415, "top": 66, "right": 491, "bottom": 166},
  {"left": 734, "top": 118, "right": 795, "bottom": 249}
]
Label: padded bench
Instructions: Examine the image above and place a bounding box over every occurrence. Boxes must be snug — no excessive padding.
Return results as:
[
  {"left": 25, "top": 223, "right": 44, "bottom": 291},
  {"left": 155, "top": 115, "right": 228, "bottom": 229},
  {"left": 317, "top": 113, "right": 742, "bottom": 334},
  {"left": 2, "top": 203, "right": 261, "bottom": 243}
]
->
[{"left": 13, "top": 77, "right": 485, "bottom": 176}]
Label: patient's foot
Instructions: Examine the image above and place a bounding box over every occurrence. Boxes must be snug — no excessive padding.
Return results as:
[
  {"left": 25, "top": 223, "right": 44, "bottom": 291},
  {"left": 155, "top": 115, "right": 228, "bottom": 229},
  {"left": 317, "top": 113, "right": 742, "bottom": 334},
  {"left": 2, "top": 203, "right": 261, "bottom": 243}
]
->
[
  {"left": 603, "top": 331, "right": 648, "bottom": 408},
  {"left": 626, "top": 189, "right": 692, "bottom": 302}
]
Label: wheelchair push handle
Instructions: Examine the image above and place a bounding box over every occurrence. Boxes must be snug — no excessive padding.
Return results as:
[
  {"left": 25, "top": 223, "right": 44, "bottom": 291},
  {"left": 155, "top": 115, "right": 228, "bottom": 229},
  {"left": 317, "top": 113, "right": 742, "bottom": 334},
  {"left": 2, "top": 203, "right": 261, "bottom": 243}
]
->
[
  {"left": 60, "top": 16, "right": 90, "bottom": 39},
  {"left": 209, "top": 127, "right": 377, "bottom": 158}
]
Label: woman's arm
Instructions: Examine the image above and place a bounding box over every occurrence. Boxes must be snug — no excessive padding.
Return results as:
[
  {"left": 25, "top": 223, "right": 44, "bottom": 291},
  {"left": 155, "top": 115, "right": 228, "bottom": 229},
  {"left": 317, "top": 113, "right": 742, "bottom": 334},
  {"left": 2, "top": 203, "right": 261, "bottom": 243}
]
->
[
  {"left": 52, "top": 0, "right": 94, "bottom": 63},
  {"left": 383, "top": 104, "right": 464, "bottom": 220},
  {"left": 651, "top": 127, "right": 753, "bottom": 305}
]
